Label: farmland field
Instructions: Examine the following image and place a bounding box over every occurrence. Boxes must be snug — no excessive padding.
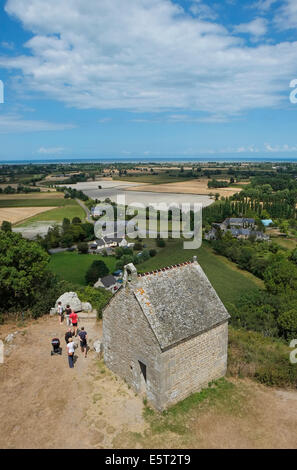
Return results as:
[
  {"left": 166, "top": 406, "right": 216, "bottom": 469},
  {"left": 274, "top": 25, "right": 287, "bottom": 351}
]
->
[
  {"left": 0, "top": 191, "right": 85, "bottom": 226},
  {"left": 0, "top": 207, "right": 57, "bottom": 225},
  {"left": 113, "top": 174, "right": 193, "bottom": 184},
  {"left": 126, "top": 178, "right": 240, "bottom": 197},
  {"left": 15, "top": 204, "right": 85, "bottom": 227}
]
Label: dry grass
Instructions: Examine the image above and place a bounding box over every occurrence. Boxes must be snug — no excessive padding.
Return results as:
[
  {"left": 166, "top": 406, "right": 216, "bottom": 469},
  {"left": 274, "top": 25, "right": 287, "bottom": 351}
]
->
[
  {"left": 0, "top": 207, "right": 57, "bottom": 225},
  {"left": 126, "top": 178, "right": 240, "bottom": 197}
]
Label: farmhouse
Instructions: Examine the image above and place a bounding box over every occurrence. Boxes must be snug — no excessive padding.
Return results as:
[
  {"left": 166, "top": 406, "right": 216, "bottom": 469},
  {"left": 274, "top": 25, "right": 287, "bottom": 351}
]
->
[
  {"left": 94, "top": 274, "right": 118, "bottom": 293},
  {"left": 103, "top": 258, "right": 230, "bottom": 410}
]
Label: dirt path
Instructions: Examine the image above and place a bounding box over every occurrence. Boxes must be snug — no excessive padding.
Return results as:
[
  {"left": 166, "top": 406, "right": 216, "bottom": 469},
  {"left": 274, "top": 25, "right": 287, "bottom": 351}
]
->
[
  {"left": 0, "top": 317, "right": 297, "bottom": 449},
  {"left": 0, "top": 316, "right": 145, "bottom": 449}
]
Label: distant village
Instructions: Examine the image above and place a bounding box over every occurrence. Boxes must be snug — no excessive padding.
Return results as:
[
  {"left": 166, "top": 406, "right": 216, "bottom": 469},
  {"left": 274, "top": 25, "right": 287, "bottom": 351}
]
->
[{"left": 204, "top": 217, "right": 271, "bottom": 242}]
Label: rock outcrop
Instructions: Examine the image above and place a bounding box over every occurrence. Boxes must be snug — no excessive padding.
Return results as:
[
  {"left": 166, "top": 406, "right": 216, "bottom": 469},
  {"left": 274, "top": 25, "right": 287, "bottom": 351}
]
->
[{"left": 55, "top": 292, "right": 82, "bottom": 313}]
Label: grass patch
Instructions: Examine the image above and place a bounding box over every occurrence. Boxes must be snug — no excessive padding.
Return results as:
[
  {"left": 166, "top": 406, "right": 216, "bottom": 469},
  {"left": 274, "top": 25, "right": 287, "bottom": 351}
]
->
[
  {"left": 143, "top": 378, "right": 242, "bottom": 436},
  {"left": 228, "top": 326, "right": 297, "bottom": 388},
  {"left": 272, "top": 237, "right": 297, "bottom": 250},
  {"left": 48, "top": 252, "right": 117, "bottom": 286},
  {"left": 138, "top": 240, "right": 260, "bottom": 306}
]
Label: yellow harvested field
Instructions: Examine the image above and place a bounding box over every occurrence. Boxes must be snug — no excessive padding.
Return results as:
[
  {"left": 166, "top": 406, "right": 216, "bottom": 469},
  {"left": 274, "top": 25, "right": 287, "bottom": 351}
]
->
[
  {"left": 126, "top": 179, "right": 240, "bottom": 197},
  {"left": 0, "top": 207, "right": 57, "bottom": 225},
  {"left": 0, "top": 192, "right": 63, "bottom": 200}
]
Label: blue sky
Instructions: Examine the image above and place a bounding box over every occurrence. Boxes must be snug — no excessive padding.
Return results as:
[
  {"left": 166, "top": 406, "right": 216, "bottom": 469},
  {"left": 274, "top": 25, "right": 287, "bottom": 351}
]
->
[{"left": 0, "top": 0, "right": 297, "bottom": 161}]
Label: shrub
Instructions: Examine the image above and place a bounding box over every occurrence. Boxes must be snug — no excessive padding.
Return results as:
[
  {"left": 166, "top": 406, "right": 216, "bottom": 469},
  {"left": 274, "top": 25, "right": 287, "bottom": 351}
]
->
[
  {"left": 134, "top": 242, "right": 143, "bottom": 251},
  {"left": 1, "top": 221, "right": 12, "bottom": 232},
  {"left": 78, "top": 285, "right": 112, "bottom": 319},
  {"left": 156, "top": 238, "right": 166, "bottom": 248},
  {"left": 149, "top": 249, "right": 157, "bottom": 257},
  {"left": 77, "top": 242, "right": 89, "bottom": 254},
  {"left": 278, "top": 309, "right": 297, "bottom": 340}
]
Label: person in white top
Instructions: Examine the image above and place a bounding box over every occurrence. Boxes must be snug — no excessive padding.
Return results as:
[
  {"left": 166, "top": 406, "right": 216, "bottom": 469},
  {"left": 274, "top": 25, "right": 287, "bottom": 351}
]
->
[
  {"left": 57, "top": 301, "right": 64, "bottom": 325},
  {"left": 67, "top": 338, "right": 75, "bottom": 368}
]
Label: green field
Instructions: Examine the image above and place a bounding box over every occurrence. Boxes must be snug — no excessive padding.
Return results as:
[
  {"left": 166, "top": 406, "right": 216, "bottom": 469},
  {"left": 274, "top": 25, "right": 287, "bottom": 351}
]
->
[
  {"left": 16, "top": 204, "right": 85, "bottom": 227},
  {"left": 113, "top": 174, "right": 194, "bottom": 184},
  {"left": 48, "top": 252, "right": 117, "bottom": 286},
  {"left": 138, "top": 240, "right": 261, "bottom": 306},
  {"left": 0, "top": 198, "right": 77, "bottom": 208}
]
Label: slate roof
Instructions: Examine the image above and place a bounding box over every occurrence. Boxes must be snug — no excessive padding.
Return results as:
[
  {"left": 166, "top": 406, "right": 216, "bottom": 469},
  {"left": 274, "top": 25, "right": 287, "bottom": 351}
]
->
[
  {"left": 132, "top": 260, "right": 230, "bottom": 350},
  {"left": 101, "top": 275, "right": 117, "bottom": 288}
]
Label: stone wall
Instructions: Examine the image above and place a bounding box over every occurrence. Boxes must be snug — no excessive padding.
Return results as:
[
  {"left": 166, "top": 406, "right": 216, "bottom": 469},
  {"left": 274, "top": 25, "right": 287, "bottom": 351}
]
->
[
  {"left": 103, "top": 285, "right": 164, "bottom": 409},
  {"left": 103, "top": 285, "right": 229, "bottom": 411},
  {"left": 159, "top": 322, "right": 229, "bottom": 408}
]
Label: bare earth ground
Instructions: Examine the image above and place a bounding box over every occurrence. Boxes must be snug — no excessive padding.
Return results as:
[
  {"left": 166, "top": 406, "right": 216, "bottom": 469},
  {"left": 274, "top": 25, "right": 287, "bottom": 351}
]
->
[
  {"left": 0, "top": 207, "right": 57, "bottom": 225},
  {"left": 126, "top": 179, "right": 240, "bottom": 198},
  {"left": 0, "top": 316, "right": 297, "bottom": 449}
]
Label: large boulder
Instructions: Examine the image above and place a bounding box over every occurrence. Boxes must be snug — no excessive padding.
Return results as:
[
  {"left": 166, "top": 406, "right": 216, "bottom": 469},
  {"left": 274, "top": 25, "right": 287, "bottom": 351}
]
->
[
  {"left": 55, "top": 292, "right": 82, "bottom": 313},
  {"left": 81, "top": 302, "right": 92, "bottom": 312}
]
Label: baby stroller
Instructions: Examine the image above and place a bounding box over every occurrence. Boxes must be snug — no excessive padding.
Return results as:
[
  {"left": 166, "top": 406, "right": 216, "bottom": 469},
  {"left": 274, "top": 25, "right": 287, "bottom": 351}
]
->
[{"left": 51, "top": 337, "right": 62, "bottom": 356}]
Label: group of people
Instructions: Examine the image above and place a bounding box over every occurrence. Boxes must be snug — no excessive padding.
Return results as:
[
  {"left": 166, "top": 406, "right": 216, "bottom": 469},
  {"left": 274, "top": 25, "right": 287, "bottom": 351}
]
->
[{"left": 57, "top": 301, "right": 88, "bottom": 368}]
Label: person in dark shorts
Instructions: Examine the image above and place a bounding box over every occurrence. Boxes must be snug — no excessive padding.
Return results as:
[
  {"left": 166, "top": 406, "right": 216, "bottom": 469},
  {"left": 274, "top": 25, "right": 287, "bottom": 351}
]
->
[
  {"left": 69, "top": 311, "right": 78, "bottom": 337},
  {"left": 65, "top": 328, "right": 73, "bottom": 345},
  {"left": 78, "top": 327, "right": 88, "bottom": 358}
]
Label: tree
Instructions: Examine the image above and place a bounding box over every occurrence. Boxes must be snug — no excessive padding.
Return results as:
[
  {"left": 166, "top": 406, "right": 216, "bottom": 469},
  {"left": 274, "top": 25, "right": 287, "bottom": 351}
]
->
[
  {"left": 0, "top": 231, "right": 50, "bottom": 311},
  {"left": 1, "top": 220, "right": 12, "bottom": 232},
  {"left": 264, "top": 258, "right": 297, "bottom": 295},
  {"left": 72, "top": 217, "right": 82, "bottom": 224},
  {"left": 62, "top": 218, "right": 71, "bottom": 232},
  {"left": 85, "top": 260, "right": 109, "bottom": 285}
]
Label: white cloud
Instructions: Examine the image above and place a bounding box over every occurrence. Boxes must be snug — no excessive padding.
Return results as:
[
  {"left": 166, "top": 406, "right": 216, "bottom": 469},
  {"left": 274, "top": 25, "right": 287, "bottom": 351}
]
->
[
  {"left": 1, "top": 0, "right": 297, "bottom": 119},
  {"left": 252, "top": 0, "right": 278, "bottom": 12},
  {"left": 0, "top": 113, "right": 75, "bottom": 133},
  {"left": 37, "top": 146, "right": 66, "bottom": 154},
  {"left": 264, "top": 143, "right": 297, "bottom": 152},
  {"left": 274, "top": 0, "right": 297, "bottom": 30},
  {"left": 1, "top": 41, "right": 14, "bottom": 50},
  {"left": 190, "top": 0, "right": 217, "bottom": 21},
  {"left": 233, "top": 18, "right": 268, "bottom": 40}
]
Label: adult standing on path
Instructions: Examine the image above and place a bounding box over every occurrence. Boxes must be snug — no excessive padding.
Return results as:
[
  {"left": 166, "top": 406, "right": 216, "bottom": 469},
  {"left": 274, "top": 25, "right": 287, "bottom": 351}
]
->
[
  {"left": 65, "top": 304, "right": 72, "bottom": 327},
  {"left": 69, "top": 310, "right": 79, "bottom": 337},
  {"left": 65, "top": 328, "right": 73, "bottom": 345},
  {"left": 57, "top": 301, "right": 64, "bottom": 325},
  {"left": 66, "top": 337, "right": 75, "bottom": 368},
  {"left": 78, "top": 327, "right": 88, "bottom": 358}
]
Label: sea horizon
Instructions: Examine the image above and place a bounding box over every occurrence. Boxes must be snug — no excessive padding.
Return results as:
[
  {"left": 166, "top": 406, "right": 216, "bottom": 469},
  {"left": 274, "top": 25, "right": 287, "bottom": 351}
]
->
[{"left": 2, "top": 156, "right": 297, "bottom": 165}]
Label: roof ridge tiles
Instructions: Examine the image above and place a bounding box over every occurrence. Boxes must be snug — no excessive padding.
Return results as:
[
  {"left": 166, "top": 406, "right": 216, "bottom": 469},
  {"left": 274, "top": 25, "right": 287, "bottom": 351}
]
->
[{"left": 137, "top": 260, "right": 195, "bottom": 277}]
